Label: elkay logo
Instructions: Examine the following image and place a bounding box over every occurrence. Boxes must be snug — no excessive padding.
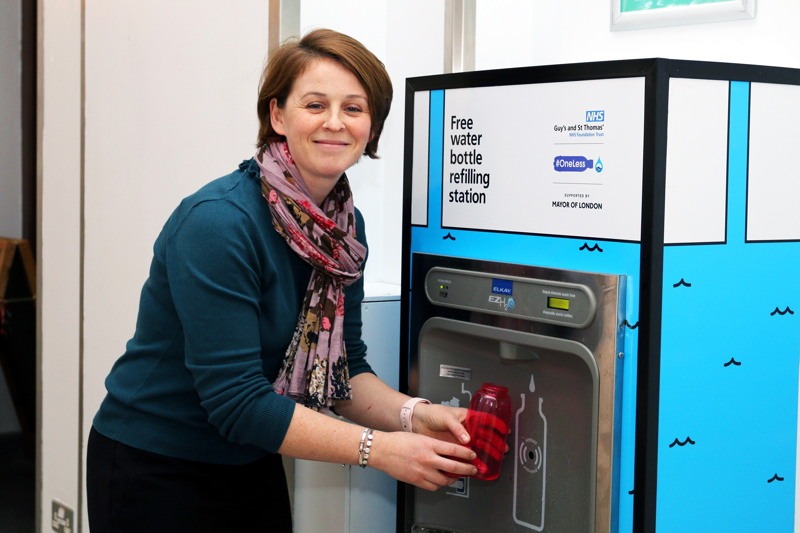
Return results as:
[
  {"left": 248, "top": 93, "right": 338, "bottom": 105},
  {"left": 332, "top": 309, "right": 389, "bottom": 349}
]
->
[
  {"left": 491, "top": 278, "right": 513, "bottom": 295},
  {"left": 585, "top": 110, "right": 605, "bottom": 122}
]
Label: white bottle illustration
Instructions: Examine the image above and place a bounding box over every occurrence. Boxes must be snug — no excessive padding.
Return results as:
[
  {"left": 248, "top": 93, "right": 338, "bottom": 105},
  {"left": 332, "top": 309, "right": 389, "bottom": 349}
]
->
[
  {"left": 444, "top": 382, "right": 474, "bottom": 498},
  {"left": 513, "top": 373, "right": 547, "bottom": 531}
]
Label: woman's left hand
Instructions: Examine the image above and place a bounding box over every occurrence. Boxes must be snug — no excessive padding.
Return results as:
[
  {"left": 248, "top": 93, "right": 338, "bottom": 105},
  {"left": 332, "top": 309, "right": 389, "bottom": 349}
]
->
[{"left": 411, "top": 403, "right": 471, "bottom": 445}]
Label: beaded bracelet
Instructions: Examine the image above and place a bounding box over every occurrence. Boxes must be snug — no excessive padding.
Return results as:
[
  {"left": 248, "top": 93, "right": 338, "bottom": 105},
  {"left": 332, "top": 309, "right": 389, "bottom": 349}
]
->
[{"left": 358, "top": 427, "right": 374, "bottom": 468}]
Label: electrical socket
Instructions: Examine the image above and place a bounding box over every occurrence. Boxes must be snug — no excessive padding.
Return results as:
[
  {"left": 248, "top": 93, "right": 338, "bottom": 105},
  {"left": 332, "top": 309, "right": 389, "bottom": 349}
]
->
[{"left": 51, "top": 500, "right": 74, "bottom": 533}]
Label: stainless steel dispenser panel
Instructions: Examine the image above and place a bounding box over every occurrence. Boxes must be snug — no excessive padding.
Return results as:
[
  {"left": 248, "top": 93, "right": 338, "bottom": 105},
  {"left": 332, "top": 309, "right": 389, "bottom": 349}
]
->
[{"left": 406, "top": 258, "right": 625, "bottom": 533}]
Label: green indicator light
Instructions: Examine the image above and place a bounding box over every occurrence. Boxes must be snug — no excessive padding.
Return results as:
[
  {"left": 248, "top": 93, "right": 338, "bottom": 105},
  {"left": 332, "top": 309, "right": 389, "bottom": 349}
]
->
[{"left": 547, "top": 297, "right": 570, "bottom": 311}]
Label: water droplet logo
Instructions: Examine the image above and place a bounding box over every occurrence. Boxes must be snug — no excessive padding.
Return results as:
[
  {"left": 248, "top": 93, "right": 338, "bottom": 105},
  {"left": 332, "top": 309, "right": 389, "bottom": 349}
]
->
[{"left": 595, "top": 158, "right": 603, "bottom": 173}]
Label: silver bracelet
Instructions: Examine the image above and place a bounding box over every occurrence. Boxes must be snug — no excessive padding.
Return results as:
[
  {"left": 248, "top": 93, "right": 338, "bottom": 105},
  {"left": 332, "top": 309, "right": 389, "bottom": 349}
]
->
[{"left": 358, "top": 427, "right": 374, "bottom": 468}]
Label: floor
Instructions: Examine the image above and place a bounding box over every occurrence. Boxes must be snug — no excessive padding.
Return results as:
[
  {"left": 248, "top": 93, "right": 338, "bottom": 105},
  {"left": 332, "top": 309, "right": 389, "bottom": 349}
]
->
[{"left": 0, "top": 432, "right": 35, "bottom": 532}]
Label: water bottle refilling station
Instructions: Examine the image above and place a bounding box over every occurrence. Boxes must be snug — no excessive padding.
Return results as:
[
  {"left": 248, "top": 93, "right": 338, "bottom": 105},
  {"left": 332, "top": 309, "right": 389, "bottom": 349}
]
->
[
  {"left": 398, "top": 59, "right": 800, "bottom": 532},
  {"left": 409, "top": 256, "right": 625, "bottom": 532}
]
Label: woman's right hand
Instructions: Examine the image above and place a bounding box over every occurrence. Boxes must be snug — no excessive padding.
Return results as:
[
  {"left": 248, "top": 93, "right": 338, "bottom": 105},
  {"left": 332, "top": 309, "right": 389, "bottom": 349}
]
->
[{"left": 368, "top": 430, "right": 477, "bottom": 491}]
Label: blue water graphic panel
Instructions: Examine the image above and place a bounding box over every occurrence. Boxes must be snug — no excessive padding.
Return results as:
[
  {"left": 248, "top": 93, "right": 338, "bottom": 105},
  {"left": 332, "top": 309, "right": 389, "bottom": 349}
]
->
[{"left": 656, "top": 81, "right": 799, "bottom": 532}]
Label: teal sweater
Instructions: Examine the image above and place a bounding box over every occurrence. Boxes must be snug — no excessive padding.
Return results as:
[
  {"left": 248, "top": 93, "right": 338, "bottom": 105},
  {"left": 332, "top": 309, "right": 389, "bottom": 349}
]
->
[{"left": 93, "top": 159, "right": 373, "bottom": 464}]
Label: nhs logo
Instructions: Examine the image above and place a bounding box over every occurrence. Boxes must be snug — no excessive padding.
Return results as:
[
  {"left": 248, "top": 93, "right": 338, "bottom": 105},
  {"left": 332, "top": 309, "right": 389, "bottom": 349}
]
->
[
  {"left": 585, "top": 110, "right": 605, "bottom": 122},
  {"left": 491, "top": 278, "right": 513, "bottom": 295}
]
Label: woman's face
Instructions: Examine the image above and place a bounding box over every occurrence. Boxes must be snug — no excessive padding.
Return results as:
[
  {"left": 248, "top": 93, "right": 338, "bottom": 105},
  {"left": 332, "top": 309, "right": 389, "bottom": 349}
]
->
[{"left": 270, "top": 57, "right": 373, "bottom": 205}]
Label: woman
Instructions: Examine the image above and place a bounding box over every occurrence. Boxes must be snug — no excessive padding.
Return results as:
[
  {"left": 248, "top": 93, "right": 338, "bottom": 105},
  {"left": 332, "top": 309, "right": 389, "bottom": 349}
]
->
[{"left": 86, "top": 28, "right": 477, "bottom": 532}]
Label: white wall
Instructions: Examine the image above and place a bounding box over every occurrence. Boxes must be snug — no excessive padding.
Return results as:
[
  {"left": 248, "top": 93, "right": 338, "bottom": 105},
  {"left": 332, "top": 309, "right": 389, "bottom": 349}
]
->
[
  {"left": 0, "top": 0, "right": 23, "bottom": 435},
  {"left": 475, "top": 1, "right": 800, "bottom": 70},
  {"left": 39, "top": 1, "right": 82, "bottom": 532},
  {"left": 38, "top": 1, "right": 800, "bottom": 531}
]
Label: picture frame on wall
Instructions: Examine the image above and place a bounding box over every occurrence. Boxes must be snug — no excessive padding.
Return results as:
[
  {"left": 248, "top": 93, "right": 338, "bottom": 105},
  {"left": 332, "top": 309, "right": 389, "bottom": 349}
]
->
[{"left": 611, "top": 0, "right": 756, "bottom": 31}]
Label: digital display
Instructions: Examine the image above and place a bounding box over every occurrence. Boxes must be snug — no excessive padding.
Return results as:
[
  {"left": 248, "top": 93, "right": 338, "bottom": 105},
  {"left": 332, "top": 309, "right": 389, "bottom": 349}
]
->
[{"left": 547, "top": 296, "right": 570, "bottom": 311}]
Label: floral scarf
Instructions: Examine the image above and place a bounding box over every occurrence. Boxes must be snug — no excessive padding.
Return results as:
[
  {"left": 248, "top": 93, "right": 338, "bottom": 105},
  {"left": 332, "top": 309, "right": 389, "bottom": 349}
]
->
[{"left": 255, "top": 143, "right": 366, "bottom": 411}]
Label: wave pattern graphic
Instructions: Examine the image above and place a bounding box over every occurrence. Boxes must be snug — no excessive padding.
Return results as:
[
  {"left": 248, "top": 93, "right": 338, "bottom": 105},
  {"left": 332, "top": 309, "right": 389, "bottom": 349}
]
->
[
  {"left": 668, "top": 436, "right": 696, "bottom": 448},
  {"left": 579, "top": 242, "right": 603, "bottom": 252}
]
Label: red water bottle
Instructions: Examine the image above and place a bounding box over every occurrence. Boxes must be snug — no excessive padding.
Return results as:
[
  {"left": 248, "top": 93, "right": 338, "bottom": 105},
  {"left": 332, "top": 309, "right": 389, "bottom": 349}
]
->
[{"left": 465, "top": 383, "right": 511, "bottom": 481}]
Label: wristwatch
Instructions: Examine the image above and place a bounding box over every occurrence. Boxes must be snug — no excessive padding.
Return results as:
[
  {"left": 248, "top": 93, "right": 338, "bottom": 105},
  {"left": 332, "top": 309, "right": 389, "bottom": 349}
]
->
[{"left": 400, "top": 397, "right": 431, "bottom": 433}]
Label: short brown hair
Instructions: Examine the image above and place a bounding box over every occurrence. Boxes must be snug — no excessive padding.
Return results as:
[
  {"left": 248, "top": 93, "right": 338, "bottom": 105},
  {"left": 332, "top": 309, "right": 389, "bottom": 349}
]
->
[{"left": 256, "top": 28, "right": 393, "bottom": 159}]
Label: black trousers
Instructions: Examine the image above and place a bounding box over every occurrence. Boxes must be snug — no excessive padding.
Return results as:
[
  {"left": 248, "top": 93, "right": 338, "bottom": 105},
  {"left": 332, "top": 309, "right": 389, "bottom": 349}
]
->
[{"left": 86, "top": 427, "right": 293, "bottom": 532}]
